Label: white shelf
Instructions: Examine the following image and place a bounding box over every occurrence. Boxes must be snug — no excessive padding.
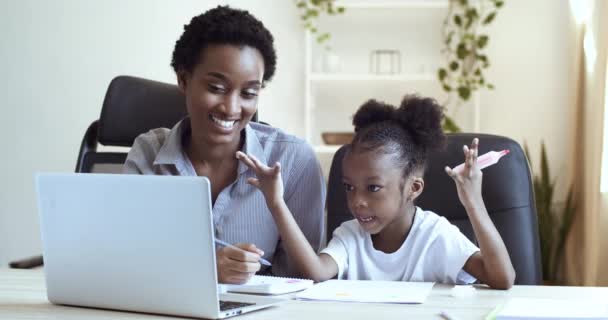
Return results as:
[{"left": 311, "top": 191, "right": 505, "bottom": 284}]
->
[
  {"left": 303, "top": 1, "right": 479, "bottom": 145},
  {"left": 313, "top": 145, "right": 342, "bottom": 153},
  {"left": 309, "top": 73, "right": 435, "bottom": 82},
  {"left": 336, "top": 0, "right": 449, "bottom": 9}
]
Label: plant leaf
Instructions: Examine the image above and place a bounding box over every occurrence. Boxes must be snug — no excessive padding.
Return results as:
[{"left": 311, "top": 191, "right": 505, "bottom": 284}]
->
[
  {"left": 523, "top": 143, "right": 531, "bottom": 165},
  {"left": 483, "top": 12, "right": 497, "bottom": 25},
  {"left": 438, "top": 68, "right": 448, "bottom": 81},
  {"left": 540, "top": 142, "right": 554, "bottom": 201},
  {"left": 465, "top": 18, "right": 473, "bottom": 30},
  {"left": 465, "top": 8, "right": 478, "bottom": 19},
  {"left": 450, "top": 61, "right": 459, "bottom": 71},
  {"left": 319, "top": 33, "right": 331, "bottom": 42},
  {"left": 457, "top": 43, "right": 468, "bottom": 59},
  {"left": 458, "top": 86, "right": 471, "bottom": 100},
  {"left": 446, "top": 31, "right": 455, "bottom": 45},
  {"left": 307, "top": 8, "right": 319, "bottom": 17},
  {"left": 443, "top": 116, "right": 462, "bottom": 133},
  {"left": 477, "top": 35, "right": 489, "bottom": 49},
  {"left": 454, "top": 14, "right": 462, "bottom": 26}
]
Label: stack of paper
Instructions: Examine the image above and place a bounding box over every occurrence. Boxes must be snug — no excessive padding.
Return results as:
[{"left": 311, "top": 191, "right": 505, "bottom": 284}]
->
[
  {"left": 220, "top": 275, "right": 314, "bottom": 295},
  {"left": 295, "top": 280, "right": 434, "bottom": 304},
  {"left": 491, "top": 298, "right": 608, "bottom": 320}
]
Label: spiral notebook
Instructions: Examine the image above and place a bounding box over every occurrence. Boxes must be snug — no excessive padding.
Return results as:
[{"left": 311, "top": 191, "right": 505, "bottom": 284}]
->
[{"left": 220, "top": 275, "right": 314, "bottom": 295}]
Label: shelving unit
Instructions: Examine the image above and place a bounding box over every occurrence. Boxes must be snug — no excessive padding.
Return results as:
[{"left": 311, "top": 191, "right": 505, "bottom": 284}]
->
[
  {"left": 335, "top": 0, "right": 450, "bottom": 9},
  {"left": 309, "top": 73, "right": 436, "bottom": 82},
  {"left": 305, "top": 0, "right": 480, "bottom": 157}
]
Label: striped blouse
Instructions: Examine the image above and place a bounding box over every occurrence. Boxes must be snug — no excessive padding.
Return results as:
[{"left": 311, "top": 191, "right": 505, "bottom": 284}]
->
[{"left": 123, "top": 118, "right": 326, "bottom": 276}]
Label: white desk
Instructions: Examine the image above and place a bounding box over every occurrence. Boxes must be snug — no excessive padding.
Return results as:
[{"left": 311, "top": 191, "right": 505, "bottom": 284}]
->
[{"left": 1, "top": 269, "right": 607, "bottom": 319}]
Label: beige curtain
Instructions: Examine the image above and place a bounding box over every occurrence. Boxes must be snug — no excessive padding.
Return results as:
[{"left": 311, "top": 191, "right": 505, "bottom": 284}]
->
[{"left": 565, "top": 0, "right": 608, "bottom": 286}]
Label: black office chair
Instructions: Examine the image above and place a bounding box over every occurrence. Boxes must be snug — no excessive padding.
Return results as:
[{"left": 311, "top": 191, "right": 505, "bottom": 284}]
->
[
  {"left": 326, "top": 133, "right": 543, "bottom": 285},
  {"left": 9, "top": 75, "right": 261, "bottom": 268}
]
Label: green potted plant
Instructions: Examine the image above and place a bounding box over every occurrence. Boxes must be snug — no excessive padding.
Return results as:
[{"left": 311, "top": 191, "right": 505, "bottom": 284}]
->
[
  {"left": 295, "top": 0, "right": 345, "bottom": 50},
  {"left": 524, "top": 142, "right": 577, "bottom": 284},
  {"left": 438, "top": 0, "right": 504, "bottom": 132}
]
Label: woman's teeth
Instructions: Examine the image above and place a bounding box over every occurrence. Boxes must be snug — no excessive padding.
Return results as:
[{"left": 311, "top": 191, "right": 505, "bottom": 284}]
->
[{"left": 210, "top": 115, "right": 237, "bottom": 128}]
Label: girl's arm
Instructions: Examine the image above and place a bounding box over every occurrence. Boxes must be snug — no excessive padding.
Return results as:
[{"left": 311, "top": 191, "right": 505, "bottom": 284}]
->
[
  {"left": 236, "top": 151, "right": 338, "bottom": 282},
  {"left": 445, "top": 138, "right": 516, "bottom": 289}
]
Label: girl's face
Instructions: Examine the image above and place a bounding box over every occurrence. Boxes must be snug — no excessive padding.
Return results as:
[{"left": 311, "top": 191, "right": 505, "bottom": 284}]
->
[
  {"left": 342, "top": 150, "right": 423, "bottom": 235},
  {"left": 178, "top": 44, "right": 264, "bottom": 146}
]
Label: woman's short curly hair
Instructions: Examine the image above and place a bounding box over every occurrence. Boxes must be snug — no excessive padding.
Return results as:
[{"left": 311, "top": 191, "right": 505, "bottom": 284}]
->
[{"left": 171, "top": 6, "right": 277, "bottom": 83}]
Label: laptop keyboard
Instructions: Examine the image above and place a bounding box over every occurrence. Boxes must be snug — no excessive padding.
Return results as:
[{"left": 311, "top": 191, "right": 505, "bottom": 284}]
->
[{"left": 219, "top": 300, "right": 255, "bottom": 311}]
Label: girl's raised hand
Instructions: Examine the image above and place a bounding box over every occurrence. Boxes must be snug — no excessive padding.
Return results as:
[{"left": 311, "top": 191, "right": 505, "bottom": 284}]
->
[
  {"left": 444, "top": 138, "right": 483, "bottom": 210},
  {"left": 236, "top": 151, "right": 284, "bottom": 208}
]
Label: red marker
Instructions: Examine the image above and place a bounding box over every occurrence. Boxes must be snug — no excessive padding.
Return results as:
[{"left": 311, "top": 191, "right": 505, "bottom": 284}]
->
[{"left": 452, "top": 149, "right": 510, "bottom": 174}]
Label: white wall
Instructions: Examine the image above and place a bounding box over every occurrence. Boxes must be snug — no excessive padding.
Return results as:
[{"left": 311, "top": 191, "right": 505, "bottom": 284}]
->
[
  {"left": 0, "top": 0, "right": 578, "bottom": 268},
  {"left": 481, "top": 0, "right": 578, "bottom": 199},
  {"left": 0, "top": 0, "right": 305, "bottom": 267}
]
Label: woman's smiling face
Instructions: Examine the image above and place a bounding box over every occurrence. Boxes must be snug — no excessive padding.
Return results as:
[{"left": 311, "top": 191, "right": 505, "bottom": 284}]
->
[{"left": 178, "top": 44, "right": 264, "bottom": 146}]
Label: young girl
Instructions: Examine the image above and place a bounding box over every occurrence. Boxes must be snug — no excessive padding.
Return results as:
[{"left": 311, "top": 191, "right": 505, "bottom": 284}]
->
[{"left": 236, "top": 95, "right": 515, "bottom": 289}]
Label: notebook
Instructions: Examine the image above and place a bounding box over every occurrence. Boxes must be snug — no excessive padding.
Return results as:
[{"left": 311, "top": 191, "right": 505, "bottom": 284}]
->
[
  {"left": 220, "top": 275, "right": 314, "bottom": 295},
  {"left": 295, "top": 280, "right": 434, "bottom": 304},
  {"left": 487, "top": 298, "right": 608, "bottom": 320}
]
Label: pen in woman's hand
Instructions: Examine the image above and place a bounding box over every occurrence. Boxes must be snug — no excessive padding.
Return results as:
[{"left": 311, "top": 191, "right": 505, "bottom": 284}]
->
[{"left": 214, "top": 239, "right": 272, "bottom": 266}]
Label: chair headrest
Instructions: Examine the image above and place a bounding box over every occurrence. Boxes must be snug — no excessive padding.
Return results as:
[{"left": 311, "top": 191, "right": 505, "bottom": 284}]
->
[{"left": 98, "top": 76, "right": 188, "bottom": 147}]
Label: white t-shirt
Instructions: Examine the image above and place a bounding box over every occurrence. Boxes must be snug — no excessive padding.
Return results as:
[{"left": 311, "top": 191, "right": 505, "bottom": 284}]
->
[{"left": 321, "top": 207, "right": 479, "bottom": 284}]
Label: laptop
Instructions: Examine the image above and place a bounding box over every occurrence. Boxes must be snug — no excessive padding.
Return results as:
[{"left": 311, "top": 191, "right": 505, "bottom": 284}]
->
[{"left": 36, "top": 173, "right": 284, "bottom": 319}]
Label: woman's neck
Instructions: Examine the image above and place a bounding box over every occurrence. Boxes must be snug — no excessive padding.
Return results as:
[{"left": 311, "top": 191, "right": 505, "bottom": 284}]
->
[
  {"left": 371, "top": 205, "right": 416, "bottom": 253},
  {"left": 187, "top": 131, "right": 242, "bottom": 168}
]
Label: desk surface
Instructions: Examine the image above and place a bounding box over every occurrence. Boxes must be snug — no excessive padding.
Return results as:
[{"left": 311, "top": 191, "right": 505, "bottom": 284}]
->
[{"left": 1, "top": 269, "right": 607, "bottom": 320}]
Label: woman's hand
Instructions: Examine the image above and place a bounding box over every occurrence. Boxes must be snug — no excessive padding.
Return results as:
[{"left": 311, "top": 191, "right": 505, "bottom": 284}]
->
[
  {"left": 216, "top": 243, "right": 264, "bottom": 284},
  {"left": 236, "top": 151, "right": 284, "bottom": 210},
  {"left": 445, "top": 138, "right": 484, "bottom": 210}
]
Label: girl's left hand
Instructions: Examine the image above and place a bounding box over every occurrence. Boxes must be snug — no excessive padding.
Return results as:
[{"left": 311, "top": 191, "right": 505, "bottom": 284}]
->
[
  {"left": 236, "top": 151, "right": 284, "bottom": 209},
  {"left": 444, "top": 138, "right": 484, "bottom": 210}
]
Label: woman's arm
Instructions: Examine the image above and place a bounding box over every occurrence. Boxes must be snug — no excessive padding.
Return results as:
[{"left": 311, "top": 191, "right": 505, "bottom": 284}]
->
[
  {"left": 445, "top": 138, "right": 516, "bottom": 289},
  {"left": 237, "top": 151, "right": 338, "bottom": 282}
]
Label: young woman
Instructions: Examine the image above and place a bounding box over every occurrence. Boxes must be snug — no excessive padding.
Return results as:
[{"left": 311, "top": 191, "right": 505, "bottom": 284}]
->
[{"left": 123, "top": 6, "right": 325, "bottom": 284}]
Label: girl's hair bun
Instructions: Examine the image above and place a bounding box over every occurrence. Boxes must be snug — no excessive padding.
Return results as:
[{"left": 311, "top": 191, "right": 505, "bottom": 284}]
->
[
  {"left": 352, "top": 99, "right": 395, "bottom": 132},
  {"left": 394, "top": 95, "right": 446, "bottom": 152}
]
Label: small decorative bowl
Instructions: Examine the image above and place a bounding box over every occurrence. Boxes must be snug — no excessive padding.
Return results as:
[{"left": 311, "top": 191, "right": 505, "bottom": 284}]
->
[{"left": 321, "top": 132, "right": 354, "bottom": 145}]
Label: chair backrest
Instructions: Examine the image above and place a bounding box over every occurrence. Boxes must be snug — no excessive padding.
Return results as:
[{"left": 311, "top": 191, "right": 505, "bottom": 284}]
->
[
  {"left": 326, "top": 133, "right": 542, "bottom": 285},
  {"left": 75, "top": 75, "right": 261, "bottom": 174},
  {"left": 75, "top": 75, "right": 188, "bottom": 173}
]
